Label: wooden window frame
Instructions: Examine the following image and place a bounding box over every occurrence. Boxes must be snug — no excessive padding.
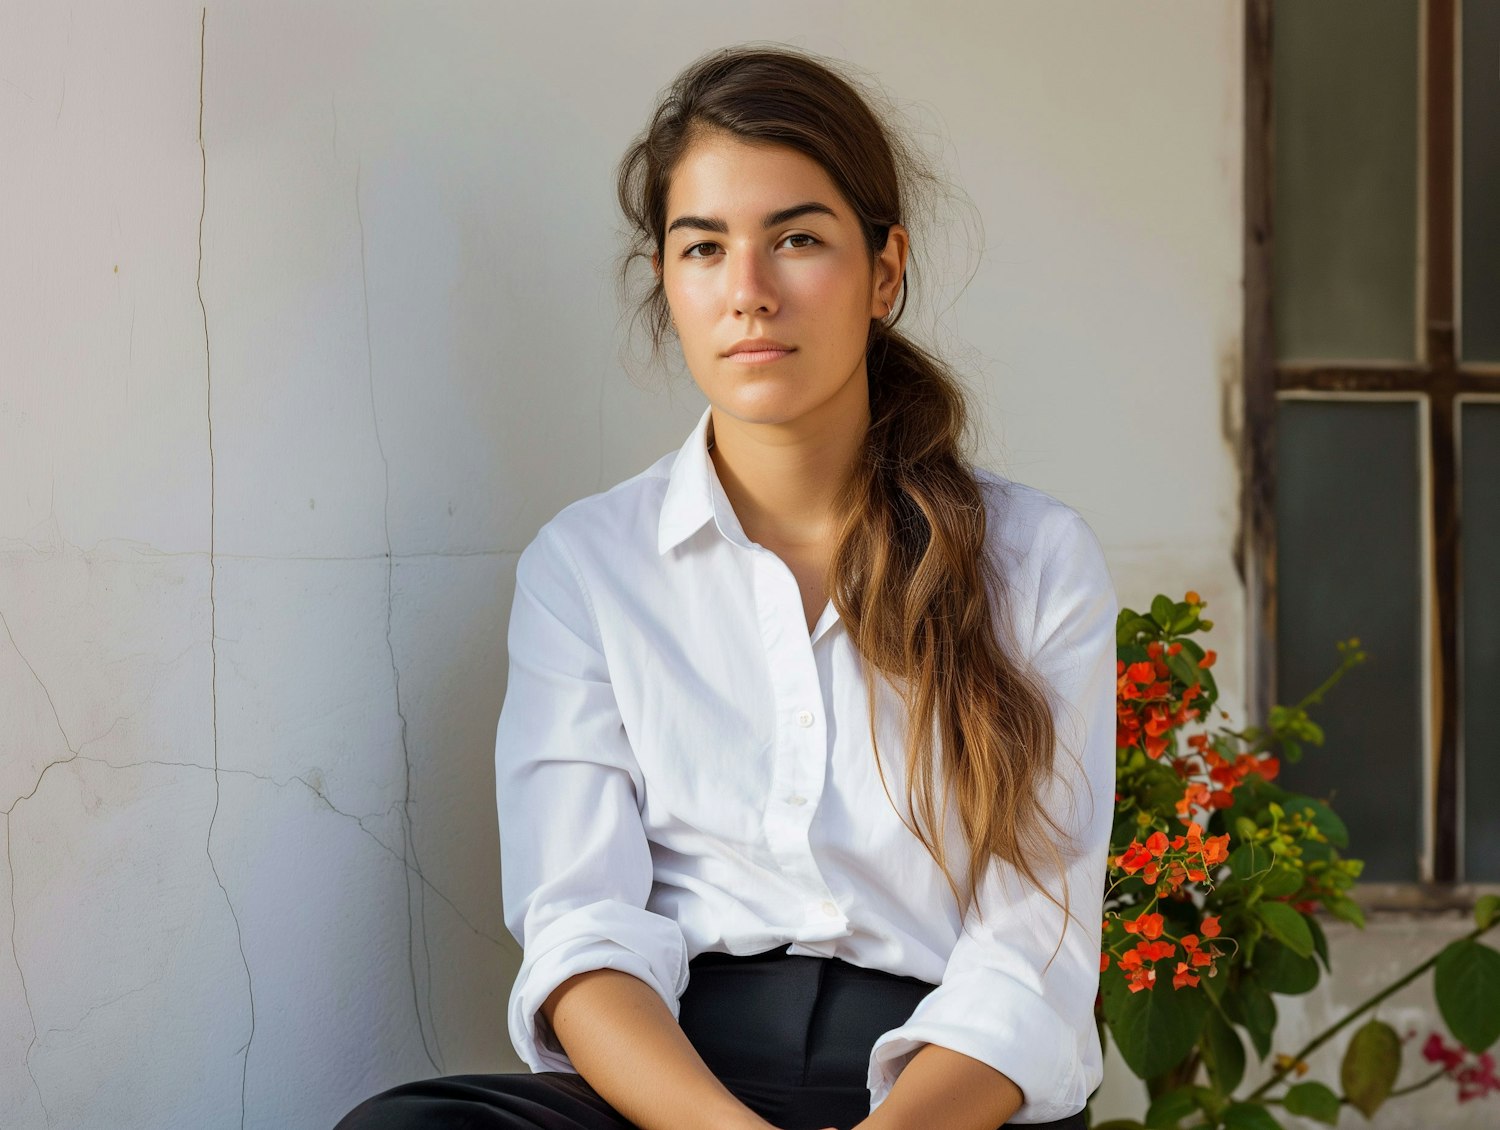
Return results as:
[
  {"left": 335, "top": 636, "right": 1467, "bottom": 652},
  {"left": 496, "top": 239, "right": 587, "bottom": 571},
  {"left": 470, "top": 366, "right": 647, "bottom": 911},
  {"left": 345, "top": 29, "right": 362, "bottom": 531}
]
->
[{"left": 1242, "top": 0, "right": 1500, "bottom": 909}]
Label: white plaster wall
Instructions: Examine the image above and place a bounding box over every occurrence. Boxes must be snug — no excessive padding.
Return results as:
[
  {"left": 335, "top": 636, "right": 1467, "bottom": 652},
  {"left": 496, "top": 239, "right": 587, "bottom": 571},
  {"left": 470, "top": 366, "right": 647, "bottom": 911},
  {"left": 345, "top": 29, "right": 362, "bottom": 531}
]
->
[{"left": 4, "top": 2, "right": 1475, "bottom": 1128}]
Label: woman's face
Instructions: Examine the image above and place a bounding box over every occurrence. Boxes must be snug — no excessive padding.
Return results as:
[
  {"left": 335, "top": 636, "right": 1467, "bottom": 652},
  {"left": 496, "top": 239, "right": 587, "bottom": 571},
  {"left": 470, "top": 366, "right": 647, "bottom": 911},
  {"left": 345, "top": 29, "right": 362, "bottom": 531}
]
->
[{"left": 653, "top": 132, "right": 907, "bottom": 433}]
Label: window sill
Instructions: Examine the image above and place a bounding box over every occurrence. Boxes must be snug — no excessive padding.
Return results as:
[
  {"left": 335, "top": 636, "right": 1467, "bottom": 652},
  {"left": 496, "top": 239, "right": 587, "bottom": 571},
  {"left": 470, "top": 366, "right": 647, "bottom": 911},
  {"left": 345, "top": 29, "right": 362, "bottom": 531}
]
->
[{"left": 1337, "top": 882, "right": 1500, "bottom": 918}]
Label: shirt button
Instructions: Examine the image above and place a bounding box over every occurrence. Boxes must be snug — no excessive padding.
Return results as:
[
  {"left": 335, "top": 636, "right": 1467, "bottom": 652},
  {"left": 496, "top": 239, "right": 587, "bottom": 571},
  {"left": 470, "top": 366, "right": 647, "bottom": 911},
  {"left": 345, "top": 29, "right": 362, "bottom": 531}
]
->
[
  {"left": 820, "top": 900, "right": 839, "bottom": 917},
  {"left": 785, "top": 795, "right": 807, "bottom": 806},
  {"left": 796, "top": 709, "right": 814, "bottom": 727}
]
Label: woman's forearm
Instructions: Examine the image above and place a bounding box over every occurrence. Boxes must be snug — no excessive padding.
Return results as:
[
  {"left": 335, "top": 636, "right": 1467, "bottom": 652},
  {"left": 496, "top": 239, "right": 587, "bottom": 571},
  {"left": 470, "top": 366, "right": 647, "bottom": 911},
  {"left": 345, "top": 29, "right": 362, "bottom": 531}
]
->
[
  {"left": 540, "top": 967, "right": 772, "bottom": 1130},
  {"left": 856, "top": 1043, "right": 1023, "bottom": 1130}
]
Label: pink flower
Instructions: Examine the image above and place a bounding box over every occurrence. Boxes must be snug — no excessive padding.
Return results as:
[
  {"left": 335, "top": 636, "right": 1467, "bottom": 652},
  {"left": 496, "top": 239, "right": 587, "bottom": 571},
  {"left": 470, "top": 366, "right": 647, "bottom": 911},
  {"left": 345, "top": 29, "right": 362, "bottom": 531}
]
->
[
  {"left": 1419, "top": 1032, "right": 1500, "bottom": 1103},
  {"left": 1423, "top": 1032, "right": 1465, "bottom": 1071}
]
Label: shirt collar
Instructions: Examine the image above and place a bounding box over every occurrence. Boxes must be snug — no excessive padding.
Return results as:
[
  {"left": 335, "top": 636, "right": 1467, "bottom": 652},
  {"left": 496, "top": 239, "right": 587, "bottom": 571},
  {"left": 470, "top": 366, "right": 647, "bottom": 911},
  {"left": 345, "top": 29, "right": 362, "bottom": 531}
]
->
[{"left": 657, "top": 406, "right": 756, "bottom": 555}]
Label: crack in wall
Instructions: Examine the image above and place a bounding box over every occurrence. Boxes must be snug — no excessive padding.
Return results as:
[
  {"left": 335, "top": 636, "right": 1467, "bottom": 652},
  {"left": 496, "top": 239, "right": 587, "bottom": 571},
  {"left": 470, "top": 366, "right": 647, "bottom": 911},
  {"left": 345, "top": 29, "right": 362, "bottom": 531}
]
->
[
  {"left": 4, "top": 815, "right": 50, "bottom": 1126},
  {"left": 72, "top": 754, "right": 511, "bottom": 951},
  {"left": 195, "top": 13, "right": 256, "bottom": 1130},
  {"left": 2, "top": 604, "right": 185, "bottom": 1127},
  {"left": 355, "top": 156, "right": 445, "bottom": 1075},
  {"left": 37, "top": 975, "right": 163, "bottom": 1044},
  {"left": 1, "top": 604, "right": 78, "bottom": 1124}
]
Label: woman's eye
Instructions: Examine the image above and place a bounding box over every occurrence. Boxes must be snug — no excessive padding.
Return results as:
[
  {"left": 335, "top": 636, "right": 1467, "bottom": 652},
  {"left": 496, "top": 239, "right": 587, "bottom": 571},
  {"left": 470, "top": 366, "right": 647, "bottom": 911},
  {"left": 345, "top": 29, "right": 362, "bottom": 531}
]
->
[{"left": 680, "top": 234, "right": 818, "bottom": 259}]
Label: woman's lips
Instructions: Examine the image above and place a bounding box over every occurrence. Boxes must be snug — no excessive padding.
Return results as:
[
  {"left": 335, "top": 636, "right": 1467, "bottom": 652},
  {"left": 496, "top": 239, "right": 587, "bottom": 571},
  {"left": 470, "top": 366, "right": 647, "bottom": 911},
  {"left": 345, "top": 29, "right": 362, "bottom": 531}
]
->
[{"left": 726, "top": 349, "right": 794, "bottom": 364}]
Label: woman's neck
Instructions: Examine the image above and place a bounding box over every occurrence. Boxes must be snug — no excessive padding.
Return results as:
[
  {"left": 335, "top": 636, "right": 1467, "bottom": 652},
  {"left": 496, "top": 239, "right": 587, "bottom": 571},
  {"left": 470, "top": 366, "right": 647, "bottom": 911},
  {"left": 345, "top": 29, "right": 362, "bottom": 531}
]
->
[{"left": 706, "top": 378, "right": 870, "bottom": 552}]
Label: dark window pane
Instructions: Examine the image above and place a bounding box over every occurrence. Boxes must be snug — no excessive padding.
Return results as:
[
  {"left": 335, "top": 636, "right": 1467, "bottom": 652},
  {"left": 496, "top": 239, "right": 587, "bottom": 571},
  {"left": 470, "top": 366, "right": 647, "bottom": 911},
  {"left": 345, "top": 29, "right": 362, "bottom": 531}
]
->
[
  {"left": 1275, "top": 400, "right": 1424, "bottom": 880},
  {"left": 1273, "top": 0, "right": 1420, "bottom": 361},
  {"left": 1462, "top": 402, "right": 1500, "bottom": 878},
  {"left": 1461, "top": 0, "right": 1500, "bottom": 361}
]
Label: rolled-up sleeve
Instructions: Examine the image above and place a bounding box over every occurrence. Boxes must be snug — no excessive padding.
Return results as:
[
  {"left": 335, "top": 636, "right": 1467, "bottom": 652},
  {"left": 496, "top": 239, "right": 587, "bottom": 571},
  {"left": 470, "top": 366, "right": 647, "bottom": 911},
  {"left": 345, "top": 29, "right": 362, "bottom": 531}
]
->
[
  {"left": 496, "top": 523, "right": 689, "bottom": 1074},
  {"left": 867, "top": 505, "right": 1118, "bottom": 1123}
]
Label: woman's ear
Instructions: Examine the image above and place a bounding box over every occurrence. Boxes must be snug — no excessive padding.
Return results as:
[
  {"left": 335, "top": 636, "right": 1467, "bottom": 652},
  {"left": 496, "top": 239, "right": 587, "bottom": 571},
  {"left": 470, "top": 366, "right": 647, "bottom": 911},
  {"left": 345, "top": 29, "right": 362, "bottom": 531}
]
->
[
  {"left": 878, "top": 223, "right": 910, "bottom": 307},
  {"left": 870, "top": 225, "right": 909, "bottom": 320}
]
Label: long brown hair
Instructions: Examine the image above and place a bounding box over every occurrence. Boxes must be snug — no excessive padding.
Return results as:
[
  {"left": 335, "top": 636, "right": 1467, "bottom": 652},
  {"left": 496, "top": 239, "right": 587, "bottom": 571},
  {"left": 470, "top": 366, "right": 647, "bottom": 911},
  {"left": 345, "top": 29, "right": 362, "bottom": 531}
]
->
[{"left": 614, "top": 44, "right": 1077, "bottom": 932}]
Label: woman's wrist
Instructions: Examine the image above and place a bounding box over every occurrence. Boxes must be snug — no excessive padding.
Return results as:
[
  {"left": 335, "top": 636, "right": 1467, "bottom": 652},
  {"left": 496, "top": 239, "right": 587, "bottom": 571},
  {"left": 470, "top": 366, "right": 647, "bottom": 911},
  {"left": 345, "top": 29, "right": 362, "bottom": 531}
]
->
[{"left": 543, "top": 967, "right": 770, "bottom": 1130}]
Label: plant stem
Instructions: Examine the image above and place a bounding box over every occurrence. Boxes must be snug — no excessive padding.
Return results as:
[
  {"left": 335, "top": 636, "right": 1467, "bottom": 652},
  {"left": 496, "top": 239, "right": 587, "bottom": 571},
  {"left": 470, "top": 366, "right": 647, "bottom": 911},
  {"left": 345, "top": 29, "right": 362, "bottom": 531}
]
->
[
  {"left": 1244, "top": 918, "right": 1497, "bottom": 1102},
  {"left": 1388, "top": 1066, "right": 1448, "bottom": 1098},
  {"left": 1292, "top": 650, "right": 1363, "bottom": 711}
]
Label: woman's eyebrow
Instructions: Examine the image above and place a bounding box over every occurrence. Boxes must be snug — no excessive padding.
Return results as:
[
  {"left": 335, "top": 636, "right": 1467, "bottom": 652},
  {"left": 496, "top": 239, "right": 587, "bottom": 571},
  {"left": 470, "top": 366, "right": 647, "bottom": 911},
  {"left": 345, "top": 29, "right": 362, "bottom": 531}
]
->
[{"left": 666, "top": 201, "right": 838, "bottom": 236}]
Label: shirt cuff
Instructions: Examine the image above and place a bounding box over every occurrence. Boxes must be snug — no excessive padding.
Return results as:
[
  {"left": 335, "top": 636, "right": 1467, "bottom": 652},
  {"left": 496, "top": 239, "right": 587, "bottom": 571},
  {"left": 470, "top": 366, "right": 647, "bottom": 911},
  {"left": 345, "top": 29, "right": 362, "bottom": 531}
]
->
[
  {"left": 867, "top": 965, "right": 1086, "bottom": 1124},
  {"left": 507, "top": 898, "right": 690, "bottom": 1073}
]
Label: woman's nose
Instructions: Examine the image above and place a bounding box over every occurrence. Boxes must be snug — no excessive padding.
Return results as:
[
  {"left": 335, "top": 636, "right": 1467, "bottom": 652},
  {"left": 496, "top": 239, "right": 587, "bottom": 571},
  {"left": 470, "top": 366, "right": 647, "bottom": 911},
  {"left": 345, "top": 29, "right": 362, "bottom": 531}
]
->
[{"left": 729, "top": 248, "right": 778, "bottom": 317}]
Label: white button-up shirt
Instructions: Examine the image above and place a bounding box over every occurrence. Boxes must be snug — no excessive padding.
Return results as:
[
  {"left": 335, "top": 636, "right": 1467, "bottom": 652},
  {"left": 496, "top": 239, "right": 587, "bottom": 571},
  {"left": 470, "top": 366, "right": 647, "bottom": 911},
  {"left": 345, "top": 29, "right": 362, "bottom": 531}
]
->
[{"left": 497, "top": 405, "right": 1118, "bottom": 1123}]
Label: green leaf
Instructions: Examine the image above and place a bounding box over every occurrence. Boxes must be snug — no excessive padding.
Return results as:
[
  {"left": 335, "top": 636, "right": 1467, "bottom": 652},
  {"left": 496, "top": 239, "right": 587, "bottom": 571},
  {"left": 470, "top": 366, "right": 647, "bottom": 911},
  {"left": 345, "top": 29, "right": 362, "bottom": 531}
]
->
[
  {"left": 1280, "top": 795, "right": 1349, "bottom": 848},
  {"left": 1222, "top": 1102, "right": 1283, "bottom": 1130},
  {"left": 1283, "top": 1081, "right": 1341, "bottom": 1124},
  {"left": 1251, "top": 939, "right": 1320, "bottom": 995},
  {"left": 1434, "top": 939, "right": 1500, "bottom": 1052},
  {"left": 1118, "top": 615, "right": 1159, "bottom": 644},
  {"left": 1195, "top": 666, "right": 1220, "bottom": 703},
  {"left": 1257, "top": 902, "right": 1315, "bottom": 958},
  {"left": 1101, "top": 964, "right": 1208, "bottom": 1079},
  {"left": 1227, "top": 841, "right": 1275, "bottom": 881},
  {"left": 1151, "top": 594, "right": 1175, "bottom": 628},
  {"left": 1169, "top": 608, "right": 1200, "bottom": 634},
  {"left": 1341, "top": 1019, "right": 1401, "bottom": 1118},
  {"left": 1324, "top": 894, "right": 1366, "bottom": 929},
  {"left": 1164, "top": 651, "right": 1201, "bottom": 689},
  {"left": 1307, "top": 913, "right": 1331, "bottom": 972},
  {"left": 1202, "top": 1007, "right": 1246, "bottom": 1094},
  {"left": 1224, "top": 980, "right": 1277, "bottom": 1060},
  {"left": 1145, "top": 1086, "right": 1199, "bottom": 1129},
  {"left": 1476, "top": 894, "right": 1500, "bottom": 931},
  {"left": 1296, "top": 836, "right": 1337, "bottom": 865},
  {"left": 1257, "top": 865, "right": 1303, "bottom": 899}
]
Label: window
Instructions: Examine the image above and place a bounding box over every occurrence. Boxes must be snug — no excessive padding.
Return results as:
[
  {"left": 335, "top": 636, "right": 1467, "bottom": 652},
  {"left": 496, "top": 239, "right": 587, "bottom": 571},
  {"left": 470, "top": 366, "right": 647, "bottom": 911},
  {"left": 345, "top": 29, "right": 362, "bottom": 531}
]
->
[{"left": 1243, "top": 0, "right": 1500, "bottom": 892}]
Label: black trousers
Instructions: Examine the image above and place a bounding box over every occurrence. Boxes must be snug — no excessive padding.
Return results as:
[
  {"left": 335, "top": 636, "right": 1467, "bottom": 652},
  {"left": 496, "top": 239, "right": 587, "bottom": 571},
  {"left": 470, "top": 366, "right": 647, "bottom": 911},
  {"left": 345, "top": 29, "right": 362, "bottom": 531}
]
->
[{"left": 333, "top": 945, "right": 1087, "bottom": 1130}]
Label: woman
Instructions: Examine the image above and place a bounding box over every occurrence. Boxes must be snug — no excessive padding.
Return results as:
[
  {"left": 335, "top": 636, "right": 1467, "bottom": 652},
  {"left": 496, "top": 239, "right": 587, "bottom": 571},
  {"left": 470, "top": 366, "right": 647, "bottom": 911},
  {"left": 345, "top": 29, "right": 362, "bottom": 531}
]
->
[{"left": 337, "top": 42, "right": 1115, "bottom": 1130}]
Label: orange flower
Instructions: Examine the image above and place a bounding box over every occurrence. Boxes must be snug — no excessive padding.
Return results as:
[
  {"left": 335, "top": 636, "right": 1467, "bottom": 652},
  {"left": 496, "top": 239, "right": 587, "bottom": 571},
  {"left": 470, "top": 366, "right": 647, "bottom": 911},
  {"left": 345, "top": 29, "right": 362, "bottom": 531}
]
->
[
  {"left": 1251, "top": 755, "right": 1281, "bottom": 782},
  {"left": 1200, "top": 915, "right": 1221, "bottom": 938},
  {"left": 1138, "top": 940, "right": 1175, "bottom": 962},
  {"left": 1202, "top": 833, "right": 1230, "bottom": 867},
  {"left": 1116, "top": 842, "right": 1153, "bottom": 874},
  {"left": 1100, "top": 952, "right": 1110, "bottom": 972},
  {"left": 1275, "top": 1053, "right": 1310, "bottom": 1078},
  {"left": 1185, "top": 590, "right": 1201, "bottom": 604},
  {"left": 1172, "top": 962, "right": 1200, "bottom": 990},
  {"left": 1123, "top": 912, "right": 1165, "bottom": 940},
  {"left": 1198, "top": 649, "right": 1217, "bottom": 669}
]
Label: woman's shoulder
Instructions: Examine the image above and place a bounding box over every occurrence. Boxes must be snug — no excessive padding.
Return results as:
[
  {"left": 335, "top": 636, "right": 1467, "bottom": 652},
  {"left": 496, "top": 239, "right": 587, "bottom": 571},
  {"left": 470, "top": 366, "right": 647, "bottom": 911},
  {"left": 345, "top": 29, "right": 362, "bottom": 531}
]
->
[
  {"left": 971, "top": 466, "right": 1116, "bottom": 655},
  {"left": 971, "top": 465, "right": 1107, "bottom": 565},
  {"left": 522, "top": 450, "right": 679, "bottom": 565}
]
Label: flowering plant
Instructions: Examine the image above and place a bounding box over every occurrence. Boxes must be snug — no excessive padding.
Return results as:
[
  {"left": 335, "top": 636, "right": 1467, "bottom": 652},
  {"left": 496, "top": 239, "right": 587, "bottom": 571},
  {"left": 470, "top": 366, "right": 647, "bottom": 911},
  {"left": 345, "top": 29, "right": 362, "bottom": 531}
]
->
[{"left": 1094, "top": 592, "right": 1500, "bottom": 1128}]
